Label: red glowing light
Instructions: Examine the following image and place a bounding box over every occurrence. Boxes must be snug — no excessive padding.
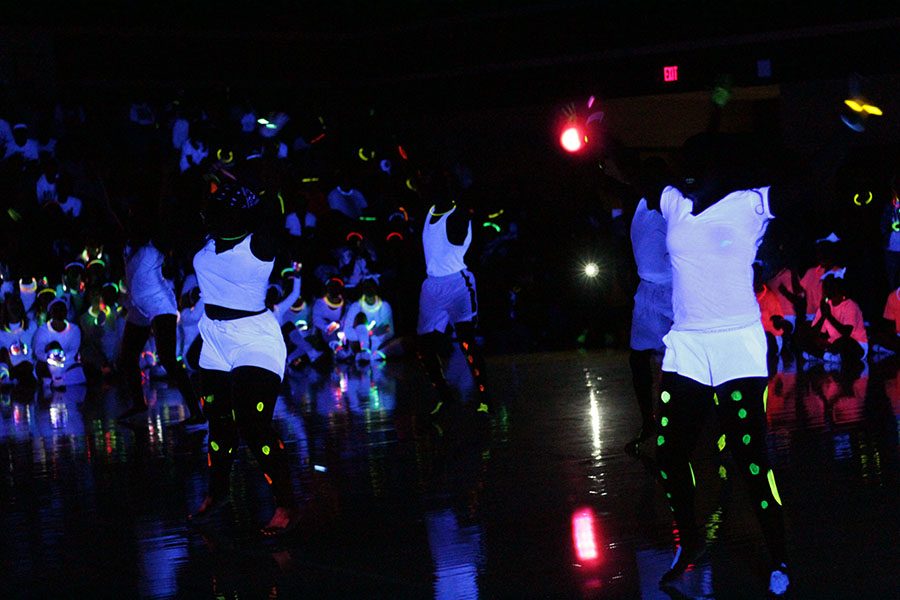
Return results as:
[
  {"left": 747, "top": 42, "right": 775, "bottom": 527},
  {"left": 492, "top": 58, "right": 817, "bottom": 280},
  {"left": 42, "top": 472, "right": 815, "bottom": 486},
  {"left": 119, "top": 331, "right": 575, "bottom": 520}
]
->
[
  {"left": 386, "top": 232, "right": 404, "bottom": 242},
  {"left": 560, "top": 127, "right": 585, "bottom": 153},
  {"left": 664, "top": 65, "right": 679, "bottom": 82},
  {"left": 572, "top": 507, "right": 601, "bottom": 561},
  {"left": 398, "top": 145, "right": 408, "bottom": 160}
]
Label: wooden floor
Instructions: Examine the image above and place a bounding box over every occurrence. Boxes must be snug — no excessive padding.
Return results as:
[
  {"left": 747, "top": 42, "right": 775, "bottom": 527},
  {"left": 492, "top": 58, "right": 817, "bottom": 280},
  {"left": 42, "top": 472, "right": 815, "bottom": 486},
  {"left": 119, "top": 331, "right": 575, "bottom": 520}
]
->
[{"left": 1, "top": 350, "right": 898, "bottom": 599}]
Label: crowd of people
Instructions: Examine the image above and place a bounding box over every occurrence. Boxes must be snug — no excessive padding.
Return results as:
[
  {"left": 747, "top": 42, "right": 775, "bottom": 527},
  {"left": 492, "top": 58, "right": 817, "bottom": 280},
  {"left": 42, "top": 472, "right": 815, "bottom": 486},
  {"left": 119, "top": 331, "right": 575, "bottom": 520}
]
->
[{"left": 0, "top": 98, "right": 459, "bottom": 396}]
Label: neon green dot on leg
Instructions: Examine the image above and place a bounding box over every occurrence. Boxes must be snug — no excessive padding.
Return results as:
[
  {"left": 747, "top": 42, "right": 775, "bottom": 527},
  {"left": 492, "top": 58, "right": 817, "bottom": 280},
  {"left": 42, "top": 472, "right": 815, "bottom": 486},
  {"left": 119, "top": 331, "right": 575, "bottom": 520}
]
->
[
  {"left": 717, "top": 434, "right": 726, "bottom": 452},
  {"left": 660, "top": 470, "right": 668, "bottom": 480},
  {"left": 666, "top": 492, "right": 672, "bottom": 499},
  {"left": 210, "top": 441, "right": 219, "bottom": 452},
  {"left": 742, "top": 434, "right": 751, "bottom": 445},
  {"left": 661, "top": 391, "right": 671, "bottom": 403},
  {"left": 761, "top": 500, "right": 769, "bottom": 509},
  {"left": 262, "top": 445, "right": 270, "bottom": 455},
  {"left": 256, "top": 402, "right": 264, "bottom": 412},
  {"left": 657, "top": 435, "right": 665, "bottom": 446},
  {"left": 749, "top": 463, "right": 760, "bottom": 475},
  {"left": 661, "top": 417, "right": 669, "bottom": 427},
  {"left": 738, "top": 408, "right": 748, "bottom": 419},
  {"left": 731, "top": 390, "right": 742, "bottom": 401}
]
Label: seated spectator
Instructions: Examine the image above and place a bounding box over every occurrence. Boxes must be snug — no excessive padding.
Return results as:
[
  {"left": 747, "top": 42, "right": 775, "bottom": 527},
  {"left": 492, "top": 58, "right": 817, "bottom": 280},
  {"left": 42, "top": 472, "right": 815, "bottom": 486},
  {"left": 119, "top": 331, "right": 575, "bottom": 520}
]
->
[
  {"left": 342, "top": 278, "right": 396, "bottom": 362},
  {"left": 0, "top": 294, "right": 38, "bottom": 386},
  {"left": 754, "top": 264, "right": 789, "bottom": 361},
  {"left": 4, "top": 123, "right": 39, "bottom": 161},
  {"left": 869, "top": 286, "right": 900, "bottom": 356},
  {"left": 799, "top": 234, "right": 845, "bottom": 321},
  {"left": 290, "top": 277, "right": 346, "bottom": 367},
  {"left": 33, "top": 297, "right": 83, "bottom": 388},
  {"left": 800, "top": 274, "right": 868, "bottom": 364}
]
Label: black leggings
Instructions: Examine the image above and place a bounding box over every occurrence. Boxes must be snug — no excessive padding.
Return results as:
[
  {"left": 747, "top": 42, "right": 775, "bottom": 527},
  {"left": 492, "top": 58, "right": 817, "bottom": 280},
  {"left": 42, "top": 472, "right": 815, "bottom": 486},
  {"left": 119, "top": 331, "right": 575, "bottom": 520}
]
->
[
  {"left": 120, "top": 315, "right": 201, "bottom": 416},
  {"left": 656, "top": 372, "right": 786, "bottom": 565},
  {"left": 200, "top": 366, "right": 294, "bottom": 509},
  {"left": 417, "top": 320, "right": 490, "bottom": 407},
  {"left": 629, "top": 349, "right": 657, "bottom": 432}
]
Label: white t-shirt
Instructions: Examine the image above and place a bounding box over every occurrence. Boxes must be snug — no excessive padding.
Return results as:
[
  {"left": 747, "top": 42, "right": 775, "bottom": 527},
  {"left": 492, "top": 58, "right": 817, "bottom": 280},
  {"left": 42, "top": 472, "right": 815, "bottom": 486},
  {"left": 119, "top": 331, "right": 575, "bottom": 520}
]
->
[
  {"left": 4, "top": 138, "right": 39, "bottom": 160},
  {"left": 661, "top": 186, "right": 773, "bottom": 331},
  {"left": 32, "top": 321, "right": 81, "bottom": 362},
  {"left": 630, "top": 198, "right": 672, "bottom": 286},
  {"left": 58, "top": 195, "right": 83, "bottom": 218},
  {"left": 327, "top": 187, "right": 367, "bottom": 219},
  {"left": 36, "top": 174, "right": 58, "bottom": 205},
  {"left": 123, "top": 243, "right": 177, "bottom": 316}
]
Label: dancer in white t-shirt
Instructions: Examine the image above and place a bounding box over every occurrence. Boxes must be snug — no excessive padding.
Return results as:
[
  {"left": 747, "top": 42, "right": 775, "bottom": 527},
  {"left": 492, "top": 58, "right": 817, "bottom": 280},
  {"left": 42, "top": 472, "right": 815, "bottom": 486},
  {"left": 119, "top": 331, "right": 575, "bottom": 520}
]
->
[{"left": 650, "top": 133, "right": 792, "bottom": 596}]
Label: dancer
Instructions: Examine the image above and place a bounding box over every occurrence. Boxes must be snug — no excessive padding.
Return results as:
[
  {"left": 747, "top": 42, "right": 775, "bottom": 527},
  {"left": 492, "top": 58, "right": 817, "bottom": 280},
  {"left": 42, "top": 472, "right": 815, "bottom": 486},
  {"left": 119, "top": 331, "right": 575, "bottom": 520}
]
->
[
  {"left": 117, "top": 205, "right": 205, "bottom": 425},
  {"left": 649, "top": 133, "right": 798, "bottom": 595},
  {"left": 416, "top": 174, "right": 490, "bottom": 417},
  {"left": 624, "top": 158, "right": 673, "bottom": 456},
  {"left": 188, "top": 175, "right": 298, "bottom": 535}
]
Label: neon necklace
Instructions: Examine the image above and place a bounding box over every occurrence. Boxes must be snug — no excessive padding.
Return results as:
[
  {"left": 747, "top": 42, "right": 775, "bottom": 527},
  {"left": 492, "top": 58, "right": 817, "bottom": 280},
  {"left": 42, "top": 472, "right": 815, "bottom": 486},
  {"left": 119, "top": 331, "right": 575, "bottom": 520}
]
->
[
  {"left": 362, "top": 297, "right": 382, "bottom": 312},
  {"left": 219, "top": 232, "right": 248, "bottom": 241},
  {"left": 324, "top": 296, "right": 344, "bottom": 309},
  {"left": 429, "top": 202, "right": 456, "bottom": 217},
  {"left": 289, "top": 301, "right": 307, "bottom": 312}
]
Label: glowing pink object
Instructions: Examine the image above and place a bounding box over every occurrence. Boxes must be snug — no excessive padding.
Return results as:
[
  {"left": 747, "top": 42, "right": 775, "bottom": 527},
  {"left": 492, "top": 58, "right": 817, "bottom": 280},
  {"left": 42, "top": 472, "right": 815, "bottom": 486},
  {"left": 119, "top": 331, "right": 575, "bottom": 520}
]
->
[
  {"left": 560, "top": 127, "right": 584, "bottom": 153},
  {"left": 587, "top": 95, "right": 595, "bottom": 108},
  {"left": 572, "top": 507, "right": 601, "bottom": 561},
  {"left": 664, "top": 65, "right": 679, "bottom": 82}
]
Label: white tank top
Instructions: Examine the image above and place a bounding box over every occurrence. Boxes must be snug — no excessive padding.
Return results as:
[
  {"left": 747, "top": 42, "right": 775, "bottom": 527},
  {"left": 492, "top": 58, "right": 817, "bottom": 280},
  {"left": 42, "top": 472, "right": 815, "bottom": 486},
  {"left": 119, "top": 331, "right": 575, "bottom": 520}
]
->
[
  {"left": 193, "top": 235, "right": 273, "bottom": 311},
  {"left": 422, "top": 205, "right": 471, "bottom": 277}
]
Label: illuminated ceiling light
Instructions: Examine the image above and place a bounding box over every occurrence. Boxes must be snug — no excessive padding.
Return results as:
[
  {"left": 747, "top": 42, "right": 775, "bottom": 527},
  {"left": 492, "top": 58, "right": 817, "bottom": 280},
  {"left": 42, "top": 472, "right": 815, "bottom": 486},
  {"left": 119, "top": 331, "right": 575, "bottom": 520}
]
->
[{"left": 583, "top": 262, "right": 600, "bottom": 278}]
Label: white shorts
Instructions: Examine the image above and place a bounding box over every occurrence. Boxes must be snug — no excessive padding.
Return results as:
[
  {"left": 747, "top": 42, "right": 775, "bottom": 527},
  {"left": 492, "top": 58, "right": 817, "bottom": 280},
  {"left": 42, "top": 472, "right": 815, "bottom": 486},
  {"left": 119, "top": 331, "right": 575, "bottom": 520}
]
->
[
  {"left": 198, "top": 311, "right": 287, "bottom": 379},
  {"left": 417, "top": 270, "right": 478, "bottom": 335},
  {"left": 630, "top": 280, "right": 673, "bottom": 352},
  {"left": 662, "top": 321, "right": 768, "bottom": 387},
  {"left": 126, "top": 291, "right": 178, "bottom": 327}
]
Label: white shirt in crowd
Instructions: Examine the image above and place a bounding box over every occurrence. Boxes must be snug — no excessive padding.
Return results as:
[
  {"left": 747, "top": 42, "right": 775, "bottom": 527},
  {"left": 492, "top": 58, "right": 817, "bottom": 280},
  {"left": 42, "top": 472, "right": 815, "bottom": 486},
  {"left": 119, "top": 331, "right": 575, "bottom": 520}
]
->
[
  {"left": 327, "top": 187, "right": 367, "bottom": 220},
  {"left": 179, "top": 138, "right": 208, "bottom": 173},
  {"left": 32, "top": 320, "right": 82, "bottom": 363},
  {"left": 36, "top": 174, "right": 57, "bottom": 205}
]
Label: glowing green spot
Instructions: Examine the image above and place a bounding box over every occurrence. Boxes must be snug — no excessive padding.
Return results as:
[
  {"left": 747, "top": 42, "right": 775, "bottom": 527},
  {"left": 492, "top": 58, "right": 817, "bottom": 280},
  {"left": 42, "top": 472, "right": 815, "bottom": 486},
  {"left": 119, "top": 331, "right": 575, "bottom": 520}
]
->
[
  {"left": 738, "top": 408, "right": 748, "bottom": 419},
  {"left": 657, "top": 435, "right": 666, "bottom": 446},
  {"left": 763, "top": 387, "right": 769, "bottom": 413},
  {"left": 262, "top": 445, "right": 270, "bottom": 455},
  {"left": 742, "top": 434, "right": 751, "bottom": 445},
  {"left": 731, "top": 390, "right": 742, "bottom": 401},
  {"left": 761, "top": 500, "right": 769, "bottom": 509},
  {"left": 749, "top": 463, "right": 760, "bottom": 475},
  {"left": 256, "top": 402, "right": 264, "bottom": 412},
  {"left": 718, "top": 465, "right": 728, "bottom": 480},
  {"left": 666, "top": 492, "right": 672, "bottom": 499},
  {"left": 210, "top": 441, "right": 220, "bottom": 452},
  {"left": 206, "top": 394, "right": 214, "bottom": 403},
  {"left": 660, "top": 470, "right": 668, "bottom": 480},
  {"left": 689, "top": 462, "right": 696, "bottom": 487},
  {"left": 717, "top": 434, "right": 726, "bottom": 452},
  {"left": 767, "top": 469, "right": 782, "bottom": 505},
  {"left": 231, "top": 409, "right": 236, "bottom": 420},
  {"left": 661, "top": 416, "right": 669, "bottom": 427},
  {"left": 713, "top": 392, "right": 719, "bottom": 405},
  {"left": 661, "top": 391, "right": 671, "bottom": 403}
]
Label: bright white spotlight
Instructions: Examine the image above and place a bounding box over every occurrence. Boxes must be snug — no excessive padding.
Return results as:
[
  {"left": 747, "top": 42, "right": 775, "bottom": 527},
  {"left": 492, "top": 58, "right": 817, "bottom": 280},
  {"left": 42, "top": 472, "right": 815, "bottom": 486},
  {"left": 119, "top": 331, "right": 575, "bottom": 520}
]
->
[{"left": 584, "top": 262, "right": 600, "bottom": 278}]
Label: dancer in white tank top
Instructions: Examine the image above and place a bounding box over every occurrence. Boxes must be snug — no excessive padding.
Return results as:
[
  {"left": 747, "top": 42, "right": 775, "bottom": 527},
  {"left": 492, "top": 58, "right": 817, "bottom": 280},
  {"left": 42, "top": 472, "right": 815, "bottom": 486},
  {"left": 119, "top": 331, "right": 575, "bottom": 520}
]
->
[
  {"left": 416, "top": 173, "right": 490, "bottom": 420},
  {"left": 188, "top": 172, "right": 298, "bottom": 536}
]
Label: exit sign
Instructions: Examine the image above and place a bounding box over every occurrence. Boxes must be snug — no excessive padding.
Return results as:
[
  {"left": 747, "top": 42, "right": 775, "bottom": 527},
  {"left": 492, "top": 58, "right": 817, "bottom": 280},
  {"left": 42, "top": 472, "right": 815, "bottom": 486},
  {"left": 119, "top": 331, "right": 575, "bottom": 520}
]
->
[{"left": 663, "top": 65, "right": 679, "bottom": 82}]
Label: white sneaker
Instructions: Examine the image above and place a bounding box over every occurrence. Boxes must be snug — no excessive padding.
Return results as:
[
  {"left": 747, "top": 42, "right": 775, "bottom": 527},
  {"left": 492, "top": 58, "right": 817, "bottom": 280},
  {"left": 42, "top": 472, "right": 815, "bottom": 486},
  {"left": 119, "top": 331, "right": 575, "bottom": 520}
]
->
[{"left": 768, "top": 564, "right": 790, "bottom": 596}]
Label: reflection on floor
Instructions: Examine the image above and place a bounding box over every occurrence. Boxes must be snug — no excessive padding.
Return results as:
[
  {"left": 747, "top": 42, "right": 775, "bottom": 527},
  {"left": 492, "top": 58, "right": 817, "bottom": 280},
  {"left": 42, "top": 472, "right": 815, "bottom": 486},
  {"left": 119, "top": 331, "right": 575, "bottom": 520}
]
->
[{"left": 1, "top": 351, "right": 898, "bottom": 599}]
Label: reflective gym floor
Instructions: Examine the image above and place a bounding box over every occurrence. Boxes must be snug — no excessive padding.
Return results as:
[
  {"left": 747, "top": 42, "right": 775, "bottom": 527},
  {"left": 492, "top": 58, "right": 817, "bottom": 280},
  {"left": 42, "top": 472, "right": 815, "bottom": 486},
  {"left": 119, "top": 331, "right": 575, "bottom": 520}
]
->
[{"left": 1, "top": 350, "right": 898, "bottom": 599}]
